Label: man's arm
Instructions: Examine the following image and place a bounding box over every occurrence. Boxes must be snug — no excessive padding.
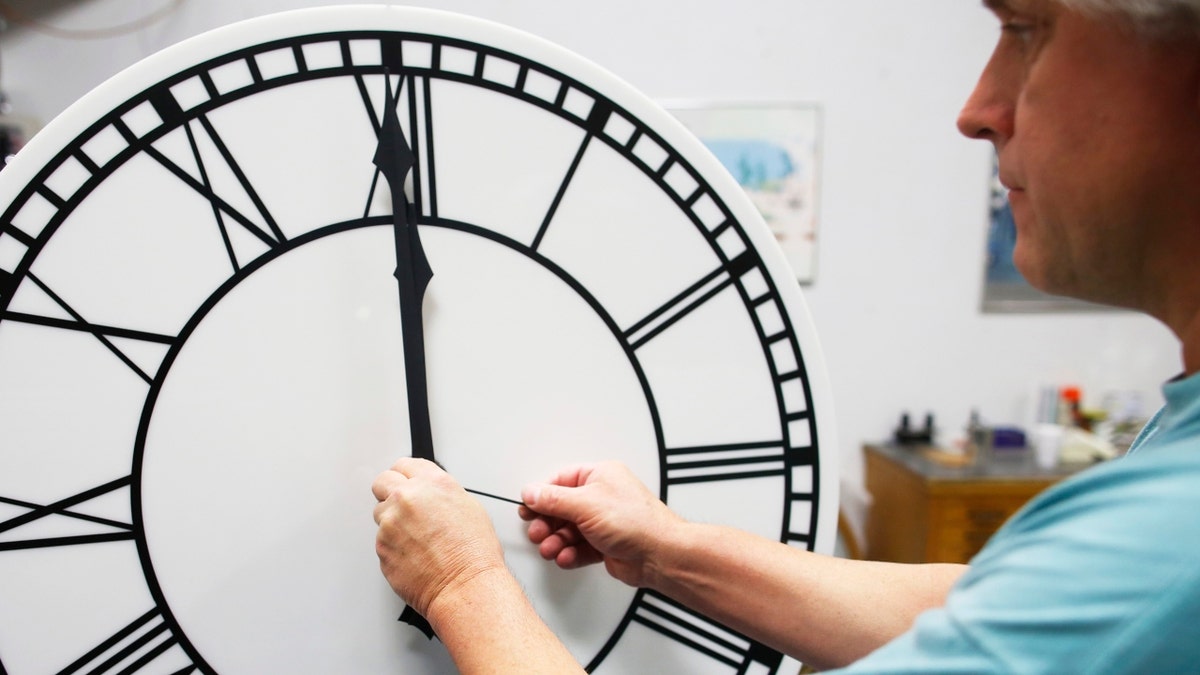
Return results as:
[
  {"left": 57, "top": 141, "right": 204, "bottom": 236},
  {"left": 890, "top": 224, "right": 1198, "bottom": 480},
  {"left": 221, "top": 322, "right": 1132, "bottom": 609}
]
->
[
  {"left": 521, "top": 462, "right": 965, "bottom": 670},
  {"left": 646, "top": 522, "right": 965, "bottom": 669},
  {"left": 422, "top": 567, "right": 584, "bottom": 674}
]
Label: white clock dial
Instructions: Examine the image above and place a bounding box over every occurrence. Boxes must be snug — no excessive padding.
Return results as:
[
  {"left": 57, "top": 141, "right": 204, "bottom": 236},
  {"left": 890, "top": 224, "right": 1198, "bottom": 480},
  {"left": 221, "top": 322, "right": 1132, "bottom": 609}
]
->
[{"left": 0, "top": 7, "right": 835, "bottom": 674}]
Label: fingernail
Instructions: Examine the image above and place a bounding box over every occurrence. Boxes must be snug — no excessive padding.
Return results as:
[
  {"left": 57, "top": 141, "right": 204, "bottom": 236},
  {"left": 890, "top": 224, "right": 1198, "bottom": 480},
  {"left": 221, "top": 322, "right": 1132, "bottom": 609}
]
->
[{"left": 521, "top": 485, "right": 540, "bottom": 505}]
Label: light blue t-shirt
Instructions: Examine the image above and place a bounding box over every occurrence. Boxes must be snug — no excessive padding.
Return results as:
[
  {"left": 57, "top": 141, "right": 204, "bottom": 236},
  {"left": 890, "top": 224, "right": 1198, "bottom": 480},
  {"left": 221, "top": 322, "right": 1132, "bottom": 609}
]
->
[{"left": 837, "top": 373, "right": 1200, "bottom": 673}]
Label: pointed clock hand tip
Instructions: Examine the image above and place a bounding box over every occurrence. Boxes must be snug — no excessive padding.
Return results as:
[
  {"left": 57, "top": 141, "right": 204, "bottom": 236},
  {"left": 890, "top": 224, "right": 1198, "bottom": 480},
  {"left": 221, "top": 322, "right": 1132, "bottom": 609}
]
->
[{"left": 373, "top": 76, "right": 415, "bottom": 184}]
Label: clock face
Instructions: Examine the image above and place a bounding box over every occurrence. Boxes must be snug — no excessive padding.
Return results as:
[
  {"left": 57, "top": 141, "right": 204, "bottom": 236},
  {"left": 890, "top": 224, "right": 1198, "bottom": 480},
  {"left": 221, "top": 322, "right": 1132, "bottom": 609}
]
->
[{"left": 0, "top": 7, "right": 835, "bottom": 674}]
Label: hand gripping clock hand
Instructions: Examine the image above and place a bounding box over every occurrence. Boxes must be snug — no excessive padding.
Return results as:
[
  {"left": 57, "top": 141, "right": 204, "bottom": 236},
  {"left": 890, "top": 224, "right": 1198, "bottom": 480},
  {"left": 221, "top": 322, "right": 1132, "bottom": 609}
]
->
[
  {"left": 373, "top": 459, "right": 584, "bottom": 674},
  {"left": 373, "top": 74, "right": 435, "bottom": 463},
  {"left": 519, "top": 462, "right": 684, "bottom": 588},
  {"left": 372, "top": 459, "right": 508, "bottom": 619}
]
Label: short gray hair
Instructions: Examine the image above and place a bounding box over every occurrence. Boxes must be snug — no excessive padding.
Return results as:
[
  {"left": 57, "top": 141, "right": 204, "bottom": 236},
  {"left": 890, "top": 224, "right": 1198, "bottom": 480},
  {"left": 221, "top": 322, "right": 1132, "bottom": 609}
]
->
[{"left": 1057, "top": 0, "right": 1200, "bottom": 37}]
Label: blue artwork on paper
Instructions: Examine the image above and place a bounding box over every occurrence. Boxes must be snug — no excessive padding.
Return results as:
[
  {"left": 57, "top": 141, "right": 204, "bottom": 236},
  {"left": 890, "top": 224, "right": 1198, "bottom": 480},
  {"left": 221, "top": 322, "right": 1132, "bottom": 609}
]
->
[
  {"left": 668, "top": 104, "right": 820, "bottom": 283},
  {"left": 703, "top": 139, "right": 796, "bottom": 192}
]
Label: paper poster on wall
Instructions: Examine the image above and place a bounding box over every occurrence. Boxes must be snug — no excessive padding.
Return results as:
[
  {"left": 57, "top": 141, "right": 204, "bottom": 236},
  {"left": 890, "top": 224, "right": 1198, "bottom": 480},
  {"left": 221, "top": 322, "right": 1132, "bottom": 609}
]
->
[{"left": 668, "top": 103, "right": 821, "bottom": 283}]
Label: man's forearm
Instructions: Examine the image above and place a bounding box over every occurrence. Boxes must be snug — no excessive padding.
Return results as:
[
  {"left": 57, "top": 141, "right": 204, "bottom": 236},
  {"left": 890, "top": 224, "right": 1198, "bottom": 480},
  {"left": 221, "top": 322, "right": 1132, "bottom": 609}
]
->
[
  {"left": 427, "top": 567, "right": 586, "bottom": 674},
  {"left": 644, "top": 522, "right": 967, "bottom": 670}
]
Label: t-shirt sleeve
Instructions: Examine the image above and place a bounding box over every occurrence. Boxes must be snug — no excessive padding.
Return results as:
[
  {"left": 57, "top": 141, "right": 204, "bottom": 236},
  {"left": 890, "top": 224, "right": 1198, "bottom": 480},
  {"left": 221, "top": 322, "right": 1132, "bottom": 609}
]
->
[{"left": 827, "top": 450, "right": 1200, "bottom": 674}]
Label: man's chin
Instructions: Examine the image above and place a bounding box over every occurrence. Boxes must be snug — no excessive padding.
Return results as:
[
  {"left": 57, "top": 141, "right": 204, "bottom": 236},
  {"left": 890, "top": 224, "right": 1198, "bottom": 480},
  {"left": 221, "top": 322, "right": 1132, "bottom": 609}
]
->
[
  {"left": 1012, "top": 248, "right": 1050, "bottom": 290},
  {"left": 1014, "top": 252, "right": 1078, "bottom": 299},
  {"left": 1015, "top": 257, "right": 1133, "bottom": 310}
]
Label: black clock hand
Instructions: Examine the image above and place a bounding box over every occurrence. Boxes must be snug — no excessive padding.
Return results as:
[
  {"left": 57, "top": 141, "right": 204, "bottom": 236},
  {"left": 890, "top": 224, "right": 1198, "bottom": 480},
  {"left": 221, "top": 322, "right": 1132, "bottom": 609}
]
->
[
  {"left": 375, "top": 80, "right": 523, "bottom": 498},
  {"left": 374, "top": 74, "right": 435, "bottom": 463},
  {"left": 374, "top": 74, "right": 439, "bottom": 643}
]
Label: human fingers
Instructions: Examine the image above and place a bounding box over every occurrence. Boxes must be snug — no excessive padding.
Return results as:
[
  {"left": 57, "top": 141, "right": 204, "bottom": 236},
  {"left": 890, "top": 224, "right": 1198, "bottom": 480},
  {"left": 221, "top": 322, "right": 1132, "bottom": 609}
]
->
[
  {"left": 522, "top": 504, "right": 598, "bottom": 566},
  {"left": 546, "top": 463, "right": 596, "bottom": 488},
  {"left": 519, "top": 464, "right": 597, "bottom": 508},
  {"left": 371, "top": 465, "right": 408, "bottom": 502},
  {"left": 526, "top": 517, "right": 585, "bottom": 561},
  {"left": 521, "top": 461, "right": 640, "bottom": 524},
  {"left": 373, "top": 457, "right": 458, "bottom": 504},
  {"left": 372, "top": 498, "right": 390, "bottom": 525},
  {"left": 372, "top": 469, "right": 506, "bottom": 613},
  {"left": 520, "top": 480, "right": 590, "bottom": 523},
  {"left": 532, "top": 522, "right": 604, "bottom": 569},
  {"left": 388, "top": 456, "right": 447, "bottom": 479},
  {"left": 525, "top": 514, "right": 599, "bottom": 567},
  {"left": 553, "top": 543, "right": 604, "bottom": 570},
  {"left": 541, "top": 525, "right": 603, "bottom": 567},
  {"left": 534, "top": 521, "right": 583, "bottom": 557},
  {"left": 525, "top": 513, "right": 560, "bottom": 544},
  {"left": 520, "top": 464, "right": 605, "bottom": 544}
]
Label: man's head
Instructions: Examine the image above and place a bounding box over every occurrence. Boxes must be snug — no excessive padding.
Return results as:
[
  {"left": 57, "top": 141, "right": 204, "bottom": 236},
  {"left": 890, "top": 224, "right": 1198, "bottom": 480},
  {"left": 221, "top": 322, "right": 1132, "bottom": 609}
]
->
[{"left": 960, "top": 0, "right": 1200, "bottom": 326}]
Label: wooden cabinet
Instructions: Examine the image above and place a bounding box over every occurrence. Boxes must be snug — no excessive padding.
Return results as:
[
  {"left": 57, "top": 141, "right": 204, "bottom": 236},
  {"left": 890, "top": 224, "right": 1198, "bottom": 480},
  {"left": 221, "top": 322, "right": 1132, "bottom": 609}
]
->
[{"left": 864, "top": 444, "right": 1077, "bottom": 564}]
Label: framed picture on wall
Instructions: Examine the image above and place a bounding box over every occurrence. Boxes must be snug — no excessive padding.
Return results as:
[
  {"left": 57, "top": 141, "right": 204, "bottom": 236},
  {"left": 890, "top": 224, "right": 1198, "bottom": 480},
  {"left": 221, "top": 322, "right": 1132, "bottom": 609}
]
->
[
  {"left": 667, "top": 102, "right": 821, "bottom": 284},
  {"left": 981, "top": 153, "right": 1111, "bottom": 312}
]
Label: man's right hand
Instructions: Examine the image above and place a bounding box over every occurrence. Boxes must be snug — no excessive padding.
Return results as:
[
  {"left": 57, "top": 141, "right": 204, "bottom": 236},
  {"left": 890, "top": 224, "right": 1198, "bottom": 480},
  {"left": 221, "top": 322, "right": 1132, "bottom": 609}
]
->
[{"left": 519, "top": 461, "right": 683, "bottom": 588}]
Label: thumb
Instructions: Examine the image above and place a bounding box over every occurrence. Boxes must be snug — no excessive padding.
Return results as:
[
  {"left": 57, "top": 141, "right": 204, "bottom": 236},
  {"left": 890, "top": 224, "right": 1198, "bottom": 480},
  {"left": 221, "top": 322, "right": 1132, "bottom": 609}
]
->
[{"left": 521, "top": 482, "right": 587, "bottom": 522}]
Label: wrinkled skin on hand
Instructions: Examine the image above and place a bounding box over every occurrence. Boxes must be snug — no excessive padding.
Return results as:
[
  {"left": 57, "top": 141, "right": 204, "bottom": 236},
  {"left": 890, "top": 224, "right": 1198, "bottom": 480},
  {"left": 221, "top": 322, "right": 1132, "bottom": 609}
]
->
[
  {"left": 372, "top": 458, "right": 507, "bottom": 617},
  {"left": 520, "top": 461, "right": 683, "bottom": 588}
]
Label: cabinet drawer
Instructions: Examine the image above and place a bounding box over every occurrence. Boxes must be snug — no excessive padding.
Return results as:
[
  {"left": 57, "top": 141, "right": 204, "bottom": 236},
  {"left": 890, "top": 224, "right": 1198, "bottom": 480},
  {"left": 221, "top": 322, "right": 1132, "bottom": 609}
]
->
[
  {"left": 863, "top": 445, "right": 1069, "bottom": 564},
  {"left": 935, "top": 496, "right": 1032, "bottom": 528}
]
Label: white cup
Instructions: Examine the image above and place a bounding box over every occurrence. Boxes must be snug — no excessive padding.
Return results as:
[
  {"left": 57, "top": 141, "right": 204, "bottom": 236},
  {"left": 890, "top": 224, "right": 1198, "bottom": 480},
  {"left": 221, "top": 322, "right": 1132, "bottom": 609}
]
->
[{"left": 1033, "top": 423, "right": 1064, "bottom": 469}]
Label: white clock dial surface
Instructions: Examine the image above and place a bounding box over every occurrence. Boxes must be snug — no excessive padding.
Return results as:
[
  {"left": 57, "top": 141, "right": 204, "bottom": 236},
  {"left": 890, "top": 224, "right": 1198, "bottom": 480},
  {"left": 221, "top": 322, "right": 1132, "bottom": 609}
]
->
[{"left": 0, "top": 6, "right": 836, "bottom": 674}]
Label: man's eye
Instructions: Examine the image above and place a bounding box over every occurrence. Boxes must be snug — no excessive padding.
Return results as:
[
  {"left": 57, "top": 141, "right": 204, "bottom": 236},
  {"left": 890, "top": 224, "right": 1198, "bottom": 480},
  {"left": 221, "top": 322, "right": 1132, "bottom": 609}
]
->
[{"left": 1001, "top": 21, "right": 1037, "bottom": 44}]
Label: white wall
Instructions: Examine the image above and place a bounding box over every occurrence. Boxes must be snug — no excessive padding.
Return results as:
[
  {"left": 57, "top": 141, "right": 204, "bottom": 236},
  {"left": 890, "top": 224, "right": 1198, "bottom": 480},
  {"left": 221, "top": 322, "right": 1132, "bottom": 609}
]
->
[{"left": 1, "top": 0, "right": 1181, "bottom": 525}]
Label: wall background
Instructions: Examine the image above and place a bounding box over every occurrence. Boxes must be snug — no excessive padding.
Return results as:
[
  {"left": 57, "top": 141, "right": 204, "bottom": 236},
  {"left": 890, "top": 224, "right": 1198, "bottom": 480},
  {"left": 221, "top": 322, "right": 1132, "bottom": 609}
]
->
[{"left": 1, "top": 0, "right": 1181, "bottom": 532}]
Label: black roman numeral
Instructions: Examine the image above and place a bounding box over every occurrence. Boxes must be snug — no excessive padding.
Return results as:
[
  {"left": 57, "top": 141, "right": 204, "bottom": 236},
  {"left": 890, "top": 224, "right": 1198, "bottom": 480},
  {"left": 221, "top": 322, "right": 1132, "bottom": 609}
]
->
[
  {"left": 186, "top": 115, "right": 284, "bottom": 271},
  {"left": 416, "top": 74, "right": 438, "bottom": 221},
  {"left": 630, "top": 591, "right": 782, "bottom": 671},
  {"left": 625, "top": 251, "right": 757, "bottom": 351},
  {"left": 359, "top": 70, "right": 394, "bottom": 219},
  {"left": 532, "top": 131, "right": 591, "bottom": 251},
  {"left": 664, "top": 441, "right": 797, "bottom": 486},
  {"left": 142, "top": 116, "right": 284, "bottom": 267},
  {"left": 360, "top": 72, "right": 438, "bottom": 221},
  {"left": 354, "top": 68, "right": 384, "bottom": 137},
  {"left": 0, "top": 476, "right": 132, "bottom": 552},
  {"left": 58, "top": 608, "right": 195, "bottom": 675},
  {"left": 2, "top": 273, "right": 176, "bottom": 384},
  {"left": 533, "top": 100, "right": 611, "bottom": 251}
]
